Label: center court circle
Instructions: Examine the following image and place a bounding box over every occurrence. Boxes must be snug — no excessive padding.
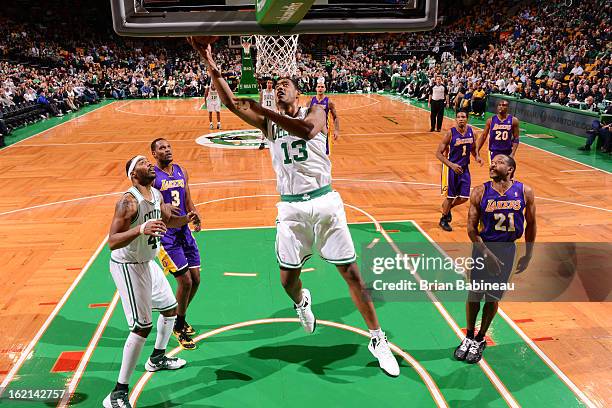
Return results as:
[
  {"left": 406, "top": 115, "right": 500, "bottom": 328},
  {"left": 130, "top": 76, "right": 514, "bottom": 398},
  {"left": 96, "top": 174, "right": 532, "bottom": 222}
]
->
[{"left": 196, "top": 129, "right": 266, "bottom": 150}]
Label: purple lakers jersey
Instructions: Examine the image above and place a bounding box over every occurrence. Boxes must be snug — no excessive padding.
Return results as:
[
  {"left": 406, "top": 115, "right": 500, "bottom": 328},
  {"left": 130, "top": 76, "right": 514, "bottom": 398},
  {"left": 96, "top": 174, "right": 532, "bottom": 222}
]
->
[
  {"left": 310, "top": 96, "right": 330, "bottom": 116},
  {"left": 479, "top": 180, "right": 526, "bottom": 242},
  {"left": 449, "top": 126, "right": 475, "bottom": 168},
  {"left": 489, "top": 114, "right": 514, "bottom": 153},
  {"left": 154, "top": 164, "right": 187, "bottom": 216},
  {"left": 310, "top": 96, "right": 331, "bottom": 154},
  {"left": 310, "top": 96, "right": 330, "bottom": 124}
]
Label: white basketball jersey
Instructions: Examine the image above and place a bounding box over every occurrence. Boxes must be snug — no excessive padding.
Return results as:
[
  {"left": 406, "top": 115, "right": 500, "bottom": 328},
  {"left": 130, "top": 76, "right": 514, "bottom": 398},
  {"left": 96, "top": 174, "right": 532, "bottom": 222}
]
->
[
  {"left": 111, "top": 186, "right": 163, "bottom": 263},
  {"left": 265, "top": 107, "right": 331, "bottom": 195},
  {"left": 207, "top": 88, "right": 219, "bottom": 101},
  {"left": 262, "top": 89, "right": 276, "bottom": 110}
]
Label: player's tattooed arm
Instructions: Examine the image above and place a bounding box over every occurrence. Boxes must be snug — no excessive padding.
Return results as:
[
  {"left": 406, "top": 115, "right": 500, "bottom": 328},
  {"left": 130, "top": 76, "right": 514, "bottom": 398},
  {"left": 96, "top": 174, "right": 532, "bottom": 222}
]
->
[
  {"left": 108, "top": 194, "right": 165, "bottom": 250},
  {"left": 435, "top": 130, "right": 463, "bottom": 174}
]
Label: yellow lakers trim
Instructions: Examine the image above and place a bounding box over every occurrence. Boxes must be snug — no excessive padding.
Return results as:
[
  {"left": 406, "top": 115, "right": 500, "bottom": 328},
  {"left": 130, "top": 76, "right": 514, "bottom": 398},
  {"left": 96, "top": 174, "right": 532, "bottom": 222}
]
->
[
  {"left": 485, "top": 199, "right": 522, "bottom": 212},
  {"left": 491, "top": 124, "right": 512, "bottom": 131},
  {"left": 454, "top": 137, "right": 474, "bottom": 146},
  {"left": 159, "top": 179, "right": 185, "bottom": 191}
]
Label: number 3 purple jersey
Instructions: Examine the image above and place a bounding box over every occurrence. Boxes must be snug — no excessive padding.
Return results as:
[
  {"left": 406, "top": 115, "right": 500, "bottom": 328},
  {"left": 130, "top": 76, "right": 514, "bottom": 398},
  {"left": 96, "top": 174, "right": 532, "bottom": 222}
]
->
[
  {"left": 479, "top": 180, "right": 525, "bottom": 242},
  {"left": 153, "top": 163, "right": 200, "bottom": 271},
  {"left": 154, "top": 164, "right": 187, "bottom": 216}
]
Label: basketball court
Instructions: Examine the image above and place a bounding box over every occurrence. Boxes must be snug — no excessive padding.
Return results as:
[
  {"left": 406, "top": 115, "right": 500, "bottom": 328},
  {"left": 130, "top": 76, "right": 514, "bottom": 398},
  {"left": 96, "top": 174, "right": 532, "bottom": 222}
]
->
[{"left": 0, "top": 94, "right": 610, "bottom": 407}]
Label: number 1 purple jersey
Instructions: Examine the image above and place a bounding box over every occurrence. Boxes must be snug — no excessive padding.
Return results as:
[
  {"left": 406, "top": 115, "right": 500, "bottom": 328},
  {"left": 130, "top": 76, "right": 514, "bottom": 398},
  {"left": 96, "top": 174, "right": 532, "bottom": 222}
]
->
[{"left": 449, "top": 126, "right": 475, "bottom": 169}]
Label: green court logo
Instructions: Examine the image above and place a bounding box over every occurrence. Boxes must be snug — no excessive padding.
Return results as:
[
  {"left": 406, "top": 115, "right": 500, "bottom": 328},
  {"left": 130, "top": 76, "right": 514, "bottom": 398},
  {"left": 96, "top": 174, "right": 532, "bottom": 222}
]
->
[{"left": 196, "top": 129, "right": 266, "bottom": 150}]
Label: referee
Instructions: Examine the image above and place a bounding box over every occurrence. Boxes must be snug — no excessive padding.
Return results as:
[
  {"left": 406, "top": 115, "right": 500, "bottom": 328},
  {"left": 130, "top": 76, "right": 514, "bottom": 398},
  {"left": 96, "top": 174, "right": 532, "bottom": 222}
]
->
[{"left": 429, "top": 76, "right": 449, "bottom": 132}]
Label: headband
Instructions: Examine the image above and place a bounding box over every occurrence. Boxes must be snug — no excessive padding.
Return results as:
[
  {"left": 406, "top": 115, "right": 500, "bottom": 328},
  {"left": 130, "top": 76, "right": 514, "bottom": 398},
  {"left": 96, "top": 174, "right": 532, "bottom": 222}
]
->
[{"left": 127, "top": 155, "right": 146, "bottom": 180}]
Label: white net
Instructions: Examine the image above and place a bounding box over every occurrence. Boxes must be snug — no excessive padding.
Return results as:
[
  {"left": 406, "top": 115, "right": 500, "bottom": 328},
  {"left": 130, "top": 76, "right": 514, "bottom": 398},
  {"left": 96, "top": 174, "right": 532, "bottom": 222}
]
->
[{"left": 248, "top": 35, "right": 300, "bottom": 78}]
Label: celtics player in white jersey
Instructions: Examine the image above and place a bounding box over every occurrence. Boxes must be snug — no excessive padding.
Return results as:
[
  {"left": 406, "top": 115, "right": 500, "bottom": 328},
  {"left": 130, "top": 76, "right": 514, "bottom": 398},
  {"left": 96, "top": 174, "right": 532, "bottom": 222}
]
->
[
  {"left": 258, "top": 79, "right": 276, "bottom": 149},
  {"left": 205, "top": 82, "right": 221, "bottom": 129},
  {"left": 104, "top": 155, "right": 199, "bottom": 408},
  {"left": 189, "top": 37, "right": 399, "bottom": 377}
]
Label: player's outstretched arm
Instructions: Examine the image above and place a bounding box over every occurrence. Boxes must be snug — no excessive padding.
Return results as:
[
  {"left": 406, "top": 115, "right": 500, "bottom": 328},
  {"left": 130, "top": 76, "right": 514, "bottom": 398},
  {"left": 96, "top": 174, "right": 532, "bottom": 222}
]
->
[
  {"left": 237, "top": 100, "right": 327, "bottom": 140},
  {"left": 189, "top": 37, "right": 265, "bottom": 131},
  {"left": 510, "top": 116, "right": 520, "bottom": 157},
  {"left": 435, "top": 130, "right": 463, "bottom": 174},
  {"left": 108, "top": 194, "right": 166, "bottom": 250}
]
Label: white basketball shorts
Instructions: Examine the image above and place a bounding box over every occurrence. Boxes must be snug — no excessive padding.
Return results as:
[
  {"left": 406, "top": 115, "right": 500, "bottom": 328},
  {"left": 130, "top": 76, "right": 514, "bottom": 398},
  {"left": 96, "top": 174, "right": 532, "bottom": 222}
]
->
[
  {"left": 275, "top": 190, "right": 356, "bottom": 269},
  {"left": 206, "top": 99, "right": 221, "bottom": 112},
  {"left": 110, "top": 259, "right": 177, "bottom": 330}
]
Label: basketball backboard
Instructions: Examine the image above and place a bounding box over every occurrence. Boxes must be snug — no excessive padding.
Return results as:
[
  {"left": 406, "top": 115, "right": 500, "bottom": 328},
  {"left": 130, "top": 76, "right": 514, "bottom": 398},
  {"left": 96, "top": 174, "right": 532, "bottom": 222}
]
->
[{"left": 110, "top": 0, "right": 438, "bottom": 37}]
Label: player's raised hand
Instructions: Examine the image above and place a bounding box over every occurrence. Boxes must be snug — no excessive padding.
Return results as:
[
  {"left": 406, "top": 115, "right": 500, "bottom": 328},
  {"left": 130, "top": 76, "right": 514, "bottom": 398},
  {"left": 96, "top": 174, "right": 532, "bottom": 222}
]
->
[
  {"left": 141, "top": 220, "right": 167, "bottom": 237},
  {"left": 188, "top": 36, "right": 218, "bottom": 67}
]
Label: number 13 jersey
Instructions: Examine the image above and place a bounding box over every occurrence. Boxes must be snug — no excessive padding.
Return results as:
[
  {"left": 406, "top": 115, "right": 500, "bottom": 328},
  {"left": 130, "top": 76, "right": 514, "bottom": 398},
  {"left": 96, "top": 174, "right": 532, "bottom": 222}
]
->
[{"left": 264, "top": 107, "right": 331, "bottom": 196}]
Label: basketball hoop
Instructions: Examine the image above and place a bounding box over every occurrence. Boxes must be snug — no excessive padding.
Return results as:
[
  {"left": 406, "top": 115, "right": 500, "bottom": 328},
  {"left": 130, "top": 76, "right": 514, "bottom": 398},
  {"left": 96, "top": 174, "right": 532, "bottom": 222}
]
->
[
  {"left": 252, "top": 35, "right": 300, "bottom": 78},
  {"left": 240, "top": 36, "right": 252, "bottom": 56}
]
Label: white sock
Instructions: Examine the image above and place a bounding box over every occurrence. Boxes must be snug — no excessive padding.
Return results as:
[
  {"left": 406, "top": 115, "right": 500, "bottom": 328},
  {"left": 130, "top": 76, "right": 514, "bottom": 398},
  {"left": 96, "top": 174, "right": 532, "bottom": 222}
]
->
[
  {"left": 154, "top": 315, "right": 176, "bottom": 351},
  {"left": 118, "top": 332, "right": 147, "bottom": 384},
  {"left": 369, "top": 328, "right": 384, "bottom": 338},
  {"left": 295, "top": 292, "right": 306, "bottom": 308}
]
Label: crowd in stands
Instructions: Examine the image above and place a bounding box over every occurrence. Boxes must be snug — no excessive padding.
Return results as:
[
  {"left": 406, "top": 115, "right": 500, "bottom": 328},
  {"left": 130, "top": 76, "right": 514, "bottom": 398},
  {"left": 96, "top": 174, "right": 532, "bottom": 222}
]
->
[{"left": 1, "top": 0, "right": 610, "bottom": 147}]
